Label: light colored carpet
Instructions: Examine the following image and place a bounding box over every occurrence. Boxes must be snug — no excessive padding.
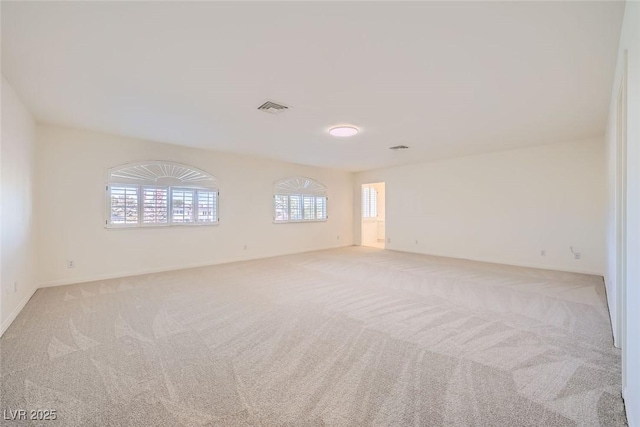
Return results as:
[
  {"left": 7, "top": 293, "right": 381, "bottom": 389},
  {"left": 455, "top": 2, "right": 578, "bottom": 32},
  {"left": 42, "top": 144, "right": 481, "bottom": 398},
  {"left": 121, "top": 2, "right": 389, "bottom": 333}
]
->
[{"left": 0, "top": 247, "right": 626, "bottom": 426}]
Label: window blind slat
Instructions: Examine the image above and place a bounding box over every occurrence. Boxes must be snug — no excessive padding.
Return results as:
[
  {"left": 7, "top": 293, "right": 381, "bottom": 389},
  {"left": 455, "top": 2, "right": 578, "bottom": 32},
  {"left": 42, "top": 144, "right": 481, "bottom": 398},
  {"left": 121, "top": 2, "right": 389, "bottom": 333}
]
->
[
  {"left": 274, "top": 194, "right": 289, "bottom": 221},
  {"left": 197, "top": 190, "right": 217, "bottom": 223},
  {"left": 362, "top": 186, "right": 377, "bottom": 218},
  {"left": 110, "top": 186, "right": 139, "bottom": 224},
  {"left": 171, "top": 189, "right": 195, "bottom": 223},
  {"left": 316, "top": 197, "right": 327, "bottom": 220},
  {"left": 289, "top": 195, "right": 303, "bottom": 221},
  {"left": 303, "top": 195, "right": 315, "bottom": 220},
  {"left": 142, "top": 187, "right": 168, "bottom": 224}
]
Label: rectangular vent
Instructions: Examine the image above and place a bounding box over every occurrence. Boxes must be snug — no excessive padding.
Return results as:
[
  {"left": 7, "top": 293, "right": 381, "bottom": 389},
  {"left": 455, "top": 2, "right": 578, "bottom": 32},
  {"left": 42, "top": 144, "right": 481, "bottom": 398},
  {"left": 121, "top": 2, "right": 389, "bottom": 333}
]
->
[
  {"left": 389, "top": 145, "right": 409, "bottom": 150},
  {"left": 257, "top": 100, "right": 290, "bottom": 114}
]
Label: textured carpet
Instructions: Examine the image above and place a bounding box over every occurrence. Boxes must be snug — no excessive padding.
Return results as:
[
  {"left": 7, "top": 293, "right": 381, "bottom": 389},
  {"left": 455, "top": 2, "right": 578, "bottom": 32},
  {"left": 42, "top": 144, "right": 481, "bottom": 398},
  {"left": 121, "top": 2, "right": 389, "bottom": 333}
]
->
[{"left": 0, "top": 247, "right": 626, "bottom": 426}]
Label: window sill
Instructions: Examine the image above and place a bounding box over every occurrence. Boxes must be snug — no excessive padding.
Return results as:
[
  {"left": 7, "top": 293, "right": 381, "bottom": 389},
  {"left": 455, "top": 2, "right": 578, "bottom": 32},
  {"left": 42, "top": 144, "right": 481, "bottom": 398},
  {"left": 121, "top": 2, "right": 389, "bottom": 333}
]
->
[
  {"left": 272, "top": 219, "right": 328, "bottom": 224},
  {"left": 105, "top": 222, "right": 219, "bottom": 230}
]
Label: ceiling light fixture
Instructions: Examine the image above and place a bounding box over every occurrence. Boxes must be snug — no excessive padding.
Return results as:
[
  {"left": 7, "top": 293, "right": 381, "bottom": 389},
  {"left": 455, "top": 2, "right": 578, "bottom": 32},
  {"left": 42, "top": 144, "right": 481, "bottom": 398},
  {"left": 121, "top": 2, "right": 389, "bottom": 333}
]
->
[{"left": 329, "top": 126, "right": 359, "bottom": 137}]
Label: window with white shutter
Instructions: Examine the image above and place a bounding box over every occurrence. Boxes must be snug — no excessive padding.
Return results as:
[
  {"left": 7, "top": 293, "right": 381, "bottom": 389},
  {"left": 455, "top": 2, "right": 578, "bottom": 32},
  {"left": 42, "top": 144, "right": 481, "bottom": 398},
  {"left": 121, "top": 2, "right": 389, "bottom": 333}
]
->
[
  {"left": 197, "top": 190, "right": 217, "bottom": 223},
  {"left": 142, "top": 187, "right": 168, "bottom": 225},
  {"left": 274, "top": 194, "right": 289, "bottom": 221},
  {"left": 106, "top": 161, "right": 218, "bottom": 228},
  {"left": 315, "top": 197, "right": 327, "bottom": 220},
  {"left": 289, "top": 195, "right": 303, "bottom": 221},
  {"left": 303, "top": 195, "right": 315, "bottom": 220},
  {"left": 171, "top": 188, "right": 195, "bottom": 223},
  {"left": 362, "top": 186, "right": 378, "bottom": 219},
  {"left": 362, "top": 187, "right": 371, "bottom": 218},
  {"left": 273, "top": 177, "right": 328, "bottom": 223},
  {"left": 110, "top": 185, "right": 139, "bottom": 225}
]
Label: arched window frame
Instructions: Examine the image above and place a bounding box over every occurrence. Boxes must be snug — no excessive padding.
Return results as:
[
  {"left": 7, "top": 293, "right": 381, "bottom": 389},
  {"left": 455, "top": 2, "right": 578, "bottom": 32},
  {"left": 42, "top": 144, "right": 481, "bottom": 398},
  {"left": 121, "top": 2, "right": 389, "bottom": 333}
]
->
[
  {"left": 105, "top": 161, "right": 219, "bottom": 228},
  {"left": 273, "top": 177, "right": 328, "bottom": 223}
]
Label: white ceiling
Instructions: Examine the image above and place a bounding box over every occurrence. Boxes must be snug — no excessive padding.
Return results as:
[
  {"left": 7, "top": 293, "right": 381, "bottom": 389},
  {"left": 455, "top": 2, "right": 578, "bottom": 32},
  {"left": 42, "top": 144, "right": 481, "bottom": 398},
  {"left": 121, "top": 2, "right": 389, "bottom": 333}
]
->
[{"left": 1, "top": 1, "right": 624, "bottom": 172}]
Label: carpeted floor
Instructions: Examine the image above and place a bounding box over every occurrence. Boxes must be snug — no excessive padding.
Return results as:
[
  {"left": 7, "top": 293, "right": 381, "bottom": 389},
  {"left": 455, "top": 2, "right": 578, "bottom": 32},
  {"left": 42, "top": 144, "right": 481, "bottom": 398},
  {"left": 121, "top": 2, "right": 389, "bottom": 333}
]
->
[{"left": 0, "top": 247, "right": 626, "bottom": 426}]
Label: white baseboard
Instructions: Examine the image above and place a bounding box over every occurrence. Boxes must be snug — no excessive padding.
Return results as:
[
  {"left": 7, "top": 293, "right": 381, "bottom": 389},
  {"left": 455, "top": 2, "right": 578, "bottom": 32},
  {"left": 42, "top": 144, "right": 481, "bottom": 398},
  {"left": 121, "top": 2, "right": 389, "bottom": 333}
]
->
[
  {"left": 37, "top": 243, "right": 354, "bottom": 289},
  {"left": 1, "top": 286, "right": 38, "bottom": 337}
]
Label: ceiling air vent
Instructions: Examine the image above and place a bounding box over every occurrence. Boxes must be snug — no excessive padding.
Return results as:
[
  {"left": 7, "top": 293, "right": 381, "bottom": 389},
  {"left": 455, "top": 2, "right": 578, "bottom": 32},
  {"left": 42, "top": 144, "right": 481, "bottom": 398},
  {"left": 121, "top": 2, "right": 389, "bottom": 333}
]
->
[
  {"left": 257, "top": 100, "right": 290, "bottom": 114},
  {"left": 389, "top": 145, "right": 409, "bottom": 151}
]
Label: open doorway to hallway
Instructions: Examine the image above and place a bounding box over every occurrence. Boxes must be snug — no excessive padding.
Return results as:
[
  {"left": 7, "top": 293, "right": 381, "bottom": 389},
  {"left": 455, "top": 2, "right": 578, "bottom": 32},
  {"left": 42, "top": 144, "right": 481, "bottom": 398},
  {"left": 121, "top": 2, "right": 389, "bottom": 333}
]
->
[{"left": 361, "top": 182, "right": 385, "bottom": 248}]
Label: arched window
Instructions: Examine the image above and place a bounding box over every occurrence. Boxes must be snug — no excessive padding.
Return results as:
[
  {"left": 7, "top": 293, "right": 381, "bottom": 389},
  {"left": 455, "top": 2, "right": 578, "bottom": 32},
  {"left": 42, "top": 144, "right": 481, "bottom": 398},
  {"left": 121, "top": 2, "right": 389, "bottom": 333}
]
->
[
  {"left": 273, "top": 177, "right": 327, "bottom": 223},
  {"left": 106, "top": 161, "right": 218, "bottom": 228}
]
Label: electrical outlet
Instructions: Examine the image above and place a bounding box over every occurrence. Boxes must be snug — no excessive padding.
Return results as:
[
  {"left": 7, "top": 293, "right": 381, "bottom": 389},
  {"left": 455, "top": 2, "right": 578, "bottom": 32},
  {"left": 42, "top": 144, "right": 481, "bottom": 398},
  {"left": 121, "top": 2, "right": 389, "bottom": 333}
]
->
[
  {"left": 540, "top": 250, "right": 546, "bottom": 256},
  {"left": 67, "top": 260, "right": 76, "bottom": 268},
  {"left": 243, "top": 245, "right": 248, "bottom": 250},
  {"left": 337, "top": 235, "right": 340, "bottom": 240},
  {"left": 387, "top": 237, "right": 391, "bottom": 243},
  {"left": 13, "top": 281, "right": 18, "bottom": 292}
]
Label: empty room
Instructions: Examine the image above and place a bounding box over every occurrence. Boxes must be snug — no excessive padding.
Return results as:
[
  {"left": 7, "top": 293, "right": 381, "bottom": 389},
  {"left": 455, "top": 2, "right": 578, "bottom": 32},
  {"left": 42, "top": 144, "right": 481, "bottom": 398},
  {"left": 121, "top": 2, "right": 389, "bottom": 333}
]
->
[{"left": 1, "top": 1, "right": 638, "bottom": 426}]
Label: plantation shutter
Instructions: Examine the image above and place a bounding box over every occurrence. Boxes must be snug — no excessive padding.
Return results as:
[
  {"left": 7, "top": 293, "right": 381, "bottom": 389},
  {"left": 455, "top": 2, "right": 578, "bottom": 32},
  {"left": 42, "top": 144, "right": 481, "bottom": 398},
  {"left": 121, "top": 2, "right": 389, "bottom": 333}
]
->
[
  {"left": 142, "top": 187, "right": 168, "bottom": 225},
  {"left": 110, "top": 185, "right": 139, "bottom": 225},
  {"left": 197, "top": 190, "right": 217, "bottom": 223},
  {"left": 171, "top": 189, "right": 195, "bottom": 223}
]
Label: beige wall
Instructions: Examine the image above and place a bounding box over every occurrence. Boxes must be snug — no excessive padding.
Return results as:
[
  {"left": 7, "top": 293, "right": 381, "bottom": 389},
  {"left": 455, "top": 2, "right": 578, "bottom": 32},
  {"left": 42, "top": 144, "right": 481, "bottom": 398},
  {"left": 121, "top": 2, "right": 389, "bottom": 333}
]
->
[
  {"left": 1, "top": 76, "right": 37, "bottom": 334},
  {"left": 354, "top": 138, "right": 606, "bottom": 275},
  {"left": 35, "top": 125, "right": 354, "bottom": 286}
]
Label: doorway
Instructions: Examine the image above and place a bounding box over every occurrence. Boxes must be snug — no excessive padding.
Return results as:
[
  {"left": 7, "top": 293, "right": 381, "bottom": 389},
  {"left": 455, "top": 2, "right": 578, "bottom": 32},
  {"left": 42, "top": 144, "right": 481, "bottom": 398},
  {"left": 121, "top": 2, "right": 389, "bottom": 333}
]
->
[{"left": 361, "top": 182, "right": 385, "bottom": 248}]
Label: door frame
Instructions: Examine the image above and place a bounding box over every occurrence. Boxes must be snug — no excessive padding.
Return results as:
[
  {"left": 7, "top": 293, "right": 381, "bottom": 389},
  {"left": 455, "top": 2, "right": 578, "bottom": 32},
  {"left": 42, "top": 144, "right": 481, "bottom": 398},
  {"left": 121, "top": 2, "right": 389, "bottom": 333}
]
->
[{"left": 615, "top": 50, "right": 628, "bottom": 392}]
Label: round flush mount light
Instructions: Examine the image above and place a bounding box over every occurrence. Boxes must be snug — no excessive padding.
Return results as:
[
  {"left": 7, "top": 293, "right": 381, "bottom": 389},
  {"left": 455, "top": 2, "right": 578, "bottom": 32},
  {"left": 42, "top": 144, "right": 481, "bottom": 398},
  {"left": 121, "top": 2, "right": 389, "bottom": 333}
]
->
[{"left": 329, "top": 126, "right": 359, "bottom": 137}]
